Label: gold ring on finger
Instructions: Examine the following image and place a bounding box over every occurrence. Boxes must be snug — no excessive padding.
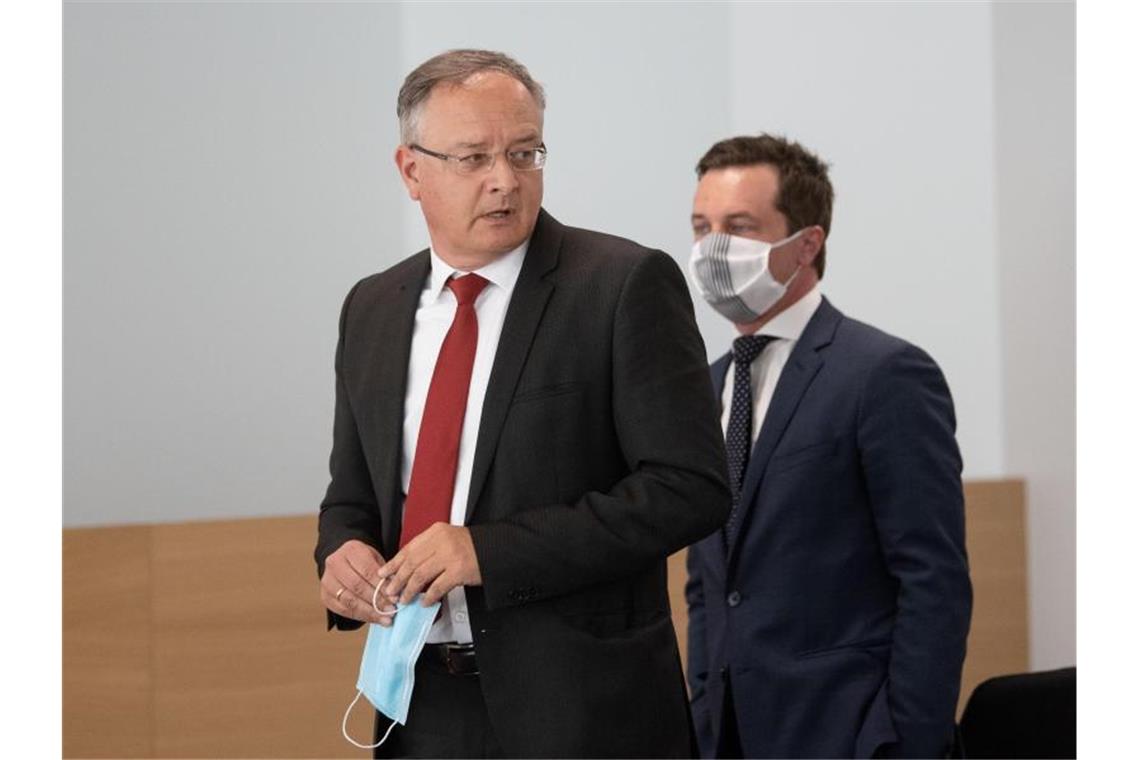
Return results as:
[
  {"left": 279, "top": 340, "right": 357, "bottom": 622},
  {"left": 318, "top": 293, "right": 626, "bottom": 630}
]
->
[{"left": 335, "top": 587, "right": 346, "bottom": 601}]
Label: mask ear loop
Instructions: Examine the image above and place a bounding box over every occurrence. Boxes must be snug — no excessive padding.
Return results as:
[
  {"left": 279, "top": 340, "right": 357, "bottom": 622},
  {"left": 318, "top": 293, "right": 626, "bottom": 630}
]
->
[
  {"left": 340, "top": 580, "right": 400, "bottom": 749},
  {"left": 342, "top": 690, "right": 399, "bottom": 749},
  {"left": 772, "top": 228, "right": 809, "bottom": 289},
  {"left": 372, "top": 578, "right": 387, "bottom": 614}
]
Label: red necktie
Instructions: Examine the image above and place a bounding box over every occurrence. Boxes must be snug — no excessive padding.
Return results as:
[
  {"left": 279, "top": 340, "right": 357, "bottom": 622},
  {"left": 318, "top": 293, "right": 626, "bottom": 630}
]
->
[{"left": 399, "top": 273, "right": 490, "bottom": 548}]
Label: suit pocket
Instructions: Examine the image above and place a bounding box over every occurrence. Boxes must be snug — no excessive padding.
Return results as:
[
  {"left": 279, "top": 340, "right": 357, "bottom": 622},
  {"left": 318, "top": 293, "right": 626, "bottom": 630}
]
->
[
  {"left": 794, "top": 638, "right": 891, "bottom": 660},
  {"left": 768, "top": 437, "right": 839, "bottom": 473},
  {"left": 556, "top": 605, "right": 671, "bottom": 641},
  {"left": 498, "top": 386, "right": 589, "bottom": 507},
  {"left": 511, "top": 381, "right": 586, "bottom": 404}
]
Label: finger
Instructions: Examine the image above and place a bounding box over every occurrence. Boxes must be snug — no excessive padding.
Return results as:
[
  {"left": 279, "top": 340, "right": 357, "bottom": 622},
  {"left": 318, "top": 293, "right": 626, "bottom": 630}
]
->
[
  {"left": 322, "top": 546, "right": 381, "bottom": 603},
  {"left": 325, "top": 564, "right": 379, "bottom": 611},
  {"left": 400, "top": 557, "right": 444, "bottom": 605},
  {"left": 344, "top": 544, "right": 385, "bottom": 583},
  {"left": 370, "top": 592, "right": 396, "bottom": 627},
  {"left": 325, "top": 557, "right": 383, "bottom": 604},
  {"left": 367, "top": 577, "right": 400, "bottom": 616},
  {"left": 320, "top": 565, "right": 353, "bottom": 606},
  {"left": 389, "top": 553, "right": 427, "bottom": 602},
  {"left": 421, "top": 569, "right": 456, "bottom": 607},
  {"left": 378, "top": 573, "right": 404, "bottom": 604},
  {"left": 378, "top": 576, "right": 401, "bottom": 607},
  {"left": 320, "top": 543, "right": 389, "bottom": 623},
  {"left": 381, "top": 551, "right": 419, "bottom": 599},
  {"left": 377, "top": 526, "right": 435, "bottom": 578},
  {"left": 324, "top": 570, "right": 388, "bottom": 624},
  {"left": 376, "top": 544, "right": 407, "bottom": 577},
  {"left": 358, "top": 581, "right": 397, "bottom": 626},
  {"left": 325, "top": 539, "right": 382, "bottom": 581},
  {"left": 326, "top": 584, "right": 372, "bottom": 623},
  {"left": 376, "top": 550, "right": 405, "bottom": 581}
]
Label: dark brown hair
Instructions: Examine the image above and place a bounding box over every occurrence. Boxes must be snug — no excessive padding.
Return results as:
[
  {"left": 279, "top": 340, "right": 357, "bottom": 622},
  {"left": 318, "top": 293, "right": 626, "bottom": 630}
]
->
[{"left": 697, "top": 134, "right": 834, "bottom": 278}]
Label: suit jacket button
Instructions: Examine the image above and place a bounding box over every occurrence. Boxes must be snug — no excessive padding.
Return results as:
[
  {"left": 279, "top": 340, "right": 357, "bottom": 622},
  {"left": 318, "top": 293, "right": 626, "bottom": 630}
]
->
[{"left": 727, "top": 591, "right": 742, "bottom": 607}]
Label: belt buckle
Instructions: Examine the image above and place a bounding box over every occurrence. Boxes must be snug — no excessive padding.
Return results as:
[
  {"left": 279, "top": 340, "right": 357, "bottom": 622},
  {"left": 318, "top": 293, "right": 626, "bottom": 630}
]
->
[{"left": 443, "top": 642, "right": 477, "bottom": 676}]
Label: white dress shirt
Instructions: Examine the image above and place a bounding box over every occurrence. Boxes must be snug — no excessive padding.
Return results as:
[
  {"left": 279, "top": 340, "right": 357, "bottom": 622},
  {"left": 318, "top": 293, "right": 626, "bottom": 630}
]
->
[
  {"left": 720, "top": 285, "right": 823, "bottom": 442},
  {"left": 401, "top": 241, "right": 528, "bottom": 644}
]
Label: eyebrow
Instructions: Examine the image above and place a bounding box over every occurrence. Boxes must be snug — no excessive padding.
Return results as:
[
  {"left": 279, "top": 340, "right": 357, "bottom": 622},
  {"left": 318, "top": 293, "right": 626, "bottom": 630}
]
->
[
  {"left": 452, "top": 133, "right": 542, "bottom": 152},
  {"left": 690, "top": 212, "right": 759, "bottom": 223}
]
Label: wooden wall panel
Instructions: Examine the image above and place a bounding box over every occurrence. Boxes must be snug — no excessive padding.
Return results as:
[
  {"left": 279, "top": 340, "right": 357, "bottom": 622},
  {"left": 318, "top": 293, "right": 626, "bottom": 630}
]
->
[
  {"left": 958, "top": 479, "right": 1029, "bottom": 713},
  {"left": 63, "top": 479, "right": 1028, "bottom": 757},
  {"left": 63, "top": 525, "right": 153, "bottom": 758},
  {"left": 149, "top": 516, "right": 371, "bottom": 758},
  {"left": 666, "top": 550, "right": 689, "bottom": 682}
]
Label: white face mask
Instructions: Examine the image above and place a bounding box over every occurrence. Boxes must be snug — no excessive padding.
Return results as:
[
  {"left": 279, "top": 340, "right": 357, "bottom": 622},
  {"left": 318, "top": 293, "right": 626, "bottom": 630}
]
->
[{"left": 689, "top": 230, "right": 806, "bottom": 323}]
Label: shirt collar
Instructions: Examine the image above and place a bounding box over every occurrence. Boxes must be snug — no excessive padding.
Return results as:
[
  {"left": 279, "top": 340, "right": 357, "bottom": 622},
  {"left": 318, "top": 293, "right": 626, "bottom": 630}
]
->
[
  {"left": 426, "top": 239, "right": 529, "bottom": 300},
  {"left": 750, "top": 284, "right": 823, "bottom": 342}
]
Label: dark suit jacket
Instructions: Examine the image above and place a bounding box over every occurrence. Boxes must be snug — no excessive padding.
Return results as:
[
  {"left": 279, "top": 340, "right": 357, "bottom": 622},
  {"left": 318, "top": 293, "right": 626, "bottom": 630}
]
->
[
  {"left": 685, "top": 297, "right": 972, "bottom": 759},
  {"left": 316, "top": 209, "right": 731, "bottom": 757}
]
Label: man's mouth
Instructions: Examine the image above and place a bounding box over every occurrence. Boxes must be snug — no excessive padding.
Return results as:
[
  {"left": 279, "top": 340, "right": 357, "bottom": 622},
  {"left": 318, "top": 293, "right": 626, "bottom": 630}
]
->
[{"left": 482, "top": 209, "right": 514, "bottom": 220}]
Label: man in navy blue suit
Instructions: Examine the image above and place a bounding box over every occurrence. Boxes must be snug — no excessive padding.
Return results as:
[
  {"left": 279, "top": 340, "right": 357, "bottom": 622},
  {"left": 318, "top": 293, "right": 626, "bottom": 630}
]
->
[{"left": 684, "top": 134, "right": 972, "bottom": 759}]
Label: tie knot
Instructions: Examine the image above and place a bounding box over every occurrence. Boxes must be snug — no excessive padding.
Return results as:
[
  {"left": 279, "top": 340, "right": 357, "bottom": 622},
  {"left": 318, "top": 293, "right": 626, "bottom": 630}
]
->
[
  {"left": 447, "top": 273, "right": 489, "bottom": 306},
  {"left": 732, "top": 334, "right": 774, "bottom": 367}
]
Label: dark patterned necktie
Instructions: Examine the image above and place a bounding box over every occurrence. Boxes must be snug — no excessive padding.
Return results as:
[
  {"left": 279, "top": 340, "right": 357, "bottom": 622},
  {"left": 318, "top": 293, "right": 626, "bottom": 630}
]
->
[{"left": 723, "top": 334, "right": 775, "bottom": 550}]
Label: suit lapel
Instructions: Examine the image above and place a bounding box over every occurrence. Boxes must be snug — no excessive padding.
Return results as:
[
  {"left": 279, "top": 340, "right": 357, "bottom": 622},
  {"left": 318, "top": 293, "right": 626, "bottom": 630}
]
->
[
  {"left": 726, "top": 298, "right": 842, "bottom": 565},
  {"left": 464, "top": 209, "right": 561, "bottom": 522},
  {"left": 373, "top": 252, "right": 430, "bottom": 557}
]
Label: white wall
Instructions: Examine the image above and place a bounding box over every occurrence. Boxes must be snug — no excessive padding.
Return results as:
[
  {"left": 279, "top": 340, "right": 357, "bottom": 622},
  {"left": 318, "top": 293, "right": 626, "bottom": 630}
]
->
[
  {"left": 64, "top": 0, "right": 735, "bottom": 527},
  {"left": 728, "top": 1, "right": 1004, "bottom": 478},
  {"left": 65, "top": 1, "right": 402, "bottom": 525},
  {"left": 63, "top": 1, "right": 1073, "bottom": 666},
  {"left": 992, "top": 1, "right": 1076, "bottom": 670},
  {"left": 396, "top": 2, "right": 733, "bottom": 293}
]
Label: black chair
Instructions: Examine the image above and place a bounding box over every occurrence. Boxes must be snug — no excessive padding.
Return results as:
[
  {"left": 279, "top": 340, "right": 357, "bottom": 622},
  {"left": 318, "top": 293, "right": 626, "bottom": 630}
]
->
[{"left": 955, "top": 667, "right": 1076, "bottom": 758}]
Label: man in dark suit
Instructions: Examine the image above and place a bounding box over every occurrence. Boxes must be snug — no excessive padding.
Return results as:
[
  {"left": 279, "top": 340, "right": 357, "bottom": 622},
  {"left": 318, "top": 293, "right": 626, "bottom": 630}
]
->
[
  {"left": 314, "top": 49, "right": 730, "bottom": 758},
  {"left": 684, "top": 135, "right": 972, "bottom": 759}
]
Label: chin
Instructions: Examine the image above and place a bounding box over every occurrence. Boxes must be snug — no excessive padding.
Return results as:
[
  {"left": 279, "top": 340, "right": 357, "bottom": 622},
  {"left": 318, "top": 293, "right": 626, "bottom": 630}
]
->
[{"left": 484, "top": 227, "right": 528, "bottom": 253}]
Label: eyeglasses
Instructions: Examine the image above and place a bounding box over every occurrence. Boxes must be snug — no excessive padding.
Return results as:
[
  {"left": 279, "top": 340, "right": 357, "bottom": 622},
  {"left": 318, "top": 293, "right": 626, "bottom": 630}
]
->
[{"left": 409, "top": 143, "right": 547, "bottom": 175}]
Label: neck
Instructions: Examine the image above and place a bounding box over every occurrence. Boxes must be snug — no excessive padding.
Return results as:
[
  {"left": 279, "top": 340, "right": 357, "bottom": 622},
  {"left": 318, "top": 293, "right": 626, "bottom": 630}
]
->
[
  {"left": 431, "top": 235, "right": 528, "bottom": 272},
  {"left": 432, "top": 248, "right": 503, "bottom": 272}
]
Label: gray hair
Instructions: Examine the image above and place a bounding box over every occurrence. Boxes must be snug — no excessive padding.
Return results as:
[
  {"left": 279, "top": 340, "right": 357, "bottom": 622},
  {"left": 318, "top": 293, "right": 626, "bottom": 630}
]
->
[{"left": 397, "top": 49, "right": 546, "bottom": 144}]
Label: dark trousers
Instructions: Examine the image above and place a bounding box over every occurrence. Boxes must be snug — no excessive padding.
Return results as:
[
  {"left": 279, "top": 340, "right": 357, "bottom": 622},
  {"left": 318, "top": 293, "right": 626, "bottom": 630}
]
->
[
  {"left": 373, "top": 647, "right": 504, "bottom": 759},
  {"left": 717, "top": 672, "right": 746, "bottom": 759}
]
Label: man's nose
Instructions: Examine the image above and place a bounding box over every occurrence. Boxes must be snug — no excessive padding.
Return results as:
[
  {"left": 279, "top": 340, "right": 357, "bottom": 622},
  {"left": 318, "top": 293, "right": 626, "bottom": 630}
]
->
[{"left": 485, "top": 154, "right": 520, "bottom": 194}]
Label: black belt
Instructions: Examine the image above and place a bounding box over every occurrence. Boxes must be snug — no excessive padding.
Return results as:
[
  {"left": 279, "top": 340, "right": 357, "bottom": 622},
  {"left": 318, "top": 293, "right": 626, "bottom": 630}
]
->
[{"left": 424, "top": 642, "right": 479, "bottom": 676}]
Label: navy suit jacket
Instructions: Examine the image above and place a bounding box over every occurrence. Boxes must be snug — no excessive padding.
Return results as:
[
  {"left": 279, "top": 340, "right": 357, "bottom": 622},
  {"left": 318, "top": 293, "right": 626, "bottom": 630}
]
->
[{"left": 686, "top": 297, "right": 972, "bottom": 759}]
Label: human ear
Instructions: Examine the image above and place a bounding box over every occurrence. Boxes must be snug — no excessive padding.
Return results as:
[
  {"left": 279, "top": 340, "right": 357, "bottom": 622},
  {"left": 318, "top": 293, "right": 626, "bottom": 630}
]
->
[
  {"left": 394, "top": 145, "right": 422, "bottom": 201},
  {"left": 799, "top": 225, "right": 826, "bottom": 267}
]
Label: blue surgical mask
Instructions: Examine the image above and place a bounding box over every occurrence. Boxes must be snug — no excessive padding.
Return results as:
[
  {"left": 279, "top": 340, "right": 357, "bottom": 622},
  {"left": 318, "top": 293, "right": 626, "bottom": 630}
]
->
[{"left": 341, "top": 591, "right": 441, "bottom": 749}]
